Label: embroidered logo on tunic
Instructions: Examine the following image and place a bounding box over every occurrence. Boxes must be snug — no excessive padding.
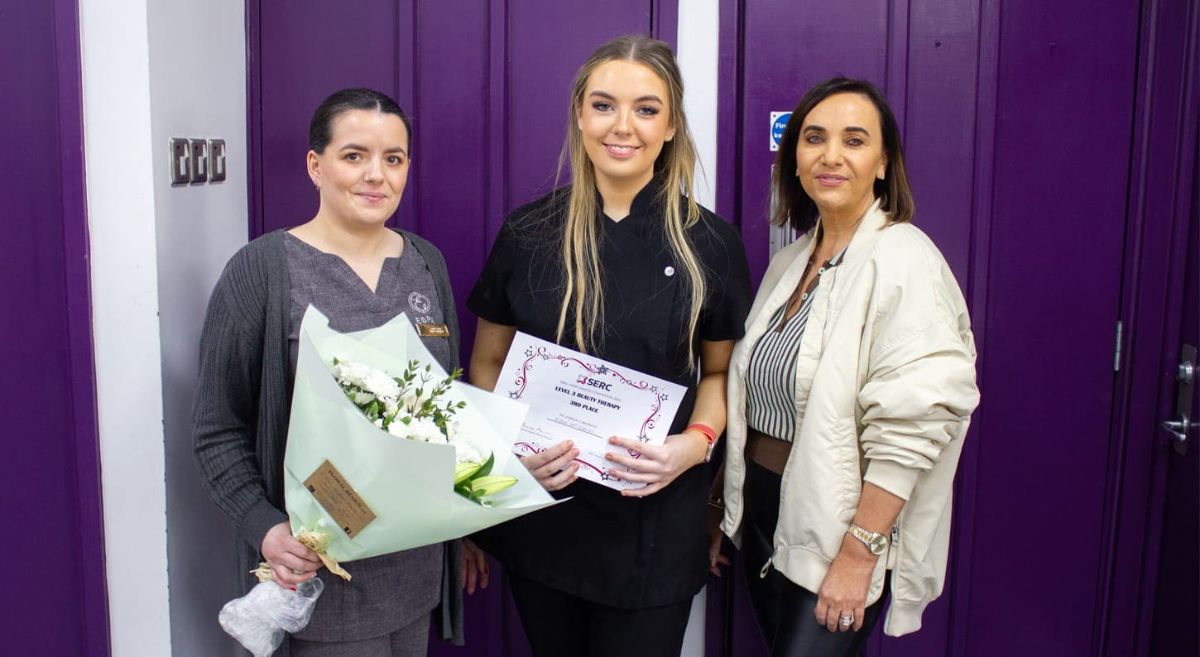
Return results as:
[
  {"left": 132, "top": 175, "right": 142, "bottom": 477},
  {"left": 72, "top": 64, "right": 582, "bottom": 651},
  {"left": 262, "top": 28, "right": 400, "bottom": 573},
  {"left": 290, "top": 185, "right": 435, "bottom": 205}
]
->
[{"left": 408, "top": 291, "right": 431, "bottom": 314}]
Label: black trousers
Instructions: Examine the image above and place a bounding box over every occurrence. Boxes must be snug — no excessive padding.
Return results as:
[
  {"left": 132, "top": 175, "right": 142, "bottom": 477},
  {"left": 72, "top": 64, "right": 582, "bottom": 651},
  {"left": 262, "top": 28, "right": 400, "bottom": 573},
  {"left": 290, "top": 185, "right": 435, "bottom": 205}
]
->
[
  {"left": 741, "top": 460, "right": 890, "bottom": 657},
  {"left": 507, "top": 571, "right": 694, "bottom": 657}
]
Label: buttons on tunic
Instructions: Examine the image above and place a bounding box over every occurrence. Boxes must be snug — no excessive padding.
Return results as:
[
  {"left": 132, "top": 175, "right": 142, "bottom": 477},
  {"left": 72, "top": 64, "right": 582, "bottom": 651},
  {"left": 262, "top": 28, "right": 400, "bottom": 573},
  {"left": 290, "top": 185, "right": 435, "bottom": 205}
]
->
[{"left": 664, "top": 265, "right": 676, "bottom": 277}]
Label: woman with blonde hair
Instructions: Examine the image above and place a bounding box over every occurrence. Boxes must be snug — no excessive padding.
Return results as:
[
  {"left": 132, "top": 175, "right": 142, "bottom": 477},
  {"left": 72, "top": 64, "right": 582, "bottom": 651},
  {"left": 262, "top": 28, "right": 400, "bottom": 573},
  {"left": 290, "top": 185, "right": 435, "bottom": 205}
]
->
[{"left": 464, "top": 34, "right": 751, "bottom": 657}]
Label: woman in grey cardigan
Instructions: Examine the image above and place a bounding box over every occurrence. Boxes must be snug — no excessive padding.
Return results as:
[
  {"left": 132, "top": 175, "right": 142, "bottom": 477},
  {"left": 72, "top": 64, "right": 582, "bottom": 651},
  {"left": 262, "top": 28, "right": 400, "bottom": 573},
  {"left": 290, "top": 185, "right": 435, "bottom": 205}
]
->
[{"left": 193, "top": 88, "right": 462, "bottom": 656}]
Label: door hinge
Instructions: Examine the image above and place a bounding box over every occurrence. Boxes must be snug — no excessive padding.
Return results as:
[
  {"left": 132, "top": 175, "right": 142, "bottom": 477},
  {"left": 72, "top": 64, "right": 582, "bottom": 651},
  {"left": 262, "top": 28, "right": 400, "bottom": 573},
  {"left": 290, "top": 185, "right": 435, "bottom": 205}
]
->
[{"left": 1113, "top": 320, "right": 1123, "bottom": 372}]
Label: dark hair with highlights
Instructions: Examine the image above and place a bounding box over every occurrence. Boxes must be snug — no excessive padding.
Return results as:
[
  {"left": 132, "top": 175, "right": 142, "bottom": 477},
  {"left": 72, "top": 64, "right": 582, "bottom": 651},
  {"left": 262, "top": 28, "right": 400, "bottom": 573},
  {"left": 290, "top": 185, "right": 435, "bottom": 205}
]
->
[
  {"left": 771, "top": 77, "right": 914, "bottom": 233},
  {"left": 308, "top": 88, "right": 412, "bottom": 155}
]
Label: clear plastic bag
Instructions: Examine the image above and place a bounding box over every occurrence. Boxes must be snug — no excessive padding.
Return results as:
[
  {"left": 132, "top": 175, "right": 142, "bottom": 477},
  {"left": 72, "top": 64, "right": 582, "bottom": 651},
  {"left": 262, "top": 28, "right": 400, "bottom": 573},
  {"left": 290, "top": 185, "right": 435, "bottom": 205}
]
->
[{"left": 218, "top": 577, "right": 324, "bottom": 657}]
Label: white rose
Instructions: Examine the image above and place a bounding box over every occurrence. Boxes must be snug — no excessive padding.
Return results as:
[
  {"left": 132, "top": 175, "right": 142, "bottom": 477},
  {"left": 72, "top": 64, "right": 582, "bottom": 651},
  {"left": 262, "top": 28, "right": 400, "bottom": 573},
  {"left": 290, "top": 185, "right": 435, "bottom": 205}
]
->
[
  {"left": 334, "top": 360, "right": 371, "bottom": 388},
  {"left": 387, "top": 417, "right": 442, "bottom": 443},
  {"left": 353, "top": 391, "right": 376, "bottom": 405},
  {"left": 413, "top": 418, "right": 448, "bottom": 444},
  {"left": 386, "top": 420, "right": 408, "bottom": 438},
  {"left": 363, "top": 370, "right": 401, "bottom": 401}
]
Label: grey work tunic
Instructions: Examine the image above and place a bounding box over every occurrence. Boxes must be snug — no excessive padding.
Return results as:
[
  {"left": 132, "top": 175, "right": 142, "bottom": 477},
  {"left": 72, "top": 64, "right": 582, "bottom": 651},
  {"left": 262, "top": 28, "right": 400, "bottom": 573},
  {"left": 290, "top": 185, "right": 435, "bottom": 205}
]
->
[{"left": 284, "top": 232, "right": 446, "bottom": 642}]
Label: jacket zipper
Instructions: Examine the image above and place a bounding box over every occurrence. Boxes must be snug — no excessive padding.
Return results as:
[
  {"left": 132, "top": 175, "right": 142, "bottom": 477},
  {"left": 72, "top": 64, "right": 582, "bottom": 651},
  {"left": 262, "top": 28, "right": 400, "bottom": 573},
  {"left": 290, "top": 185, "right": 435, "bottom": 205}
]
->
[{"left": 886, "top": 523, "right": 900, "bottom": 570}]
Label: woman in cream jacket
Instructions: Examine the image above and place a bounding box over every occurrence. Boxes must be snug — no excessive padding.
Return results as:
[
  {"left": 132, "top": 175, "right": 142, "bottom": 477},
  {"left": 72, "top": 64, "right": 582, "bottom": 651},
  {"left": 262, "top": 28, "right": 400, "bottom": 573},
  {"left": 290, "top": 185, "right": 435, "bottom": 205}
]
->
[{"left": 710, "top": 77, "right": 979, "bottom": 656}]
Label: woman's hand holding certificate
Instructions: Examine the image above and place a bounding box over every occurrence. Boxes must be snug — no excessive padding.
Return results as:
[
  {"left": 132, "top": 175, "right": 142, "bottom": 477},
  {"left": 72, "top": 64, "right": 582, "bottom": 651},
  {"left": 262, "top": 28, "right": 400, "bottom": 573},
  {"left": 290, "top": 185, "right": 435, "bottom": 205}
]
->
[
  {"left": 518, "top": 440, "right": 581, "bottom": 492},
  {"left": 498, "top": 332, "right": 687, "bottom": 492},
  {"left": 604, "top": 432, "right": 709, "bottom": 497}
]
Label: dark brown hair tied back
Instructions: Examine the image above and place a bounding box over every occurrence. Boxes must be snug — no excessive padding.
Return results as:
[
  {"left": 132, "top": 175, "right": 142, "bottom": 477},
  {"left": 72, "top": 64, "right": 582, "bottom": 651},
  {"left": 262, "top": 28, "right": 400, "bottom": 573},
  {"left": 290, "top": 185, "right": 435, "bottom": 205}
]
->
[{"left": 309, "top": 88, "right": 412, "bottom": 155}]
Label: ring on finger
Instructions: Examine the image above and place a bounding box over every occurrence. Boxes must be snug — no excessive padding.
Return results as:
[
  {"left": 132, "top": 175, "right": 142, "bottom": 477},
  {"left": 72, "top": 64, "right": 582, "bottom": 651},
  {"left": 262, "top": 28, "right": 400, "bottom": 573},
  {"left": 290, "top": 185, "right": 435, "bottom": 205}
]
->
[{"left": 838, "top": 613, "right": 854, "bottom": 628}]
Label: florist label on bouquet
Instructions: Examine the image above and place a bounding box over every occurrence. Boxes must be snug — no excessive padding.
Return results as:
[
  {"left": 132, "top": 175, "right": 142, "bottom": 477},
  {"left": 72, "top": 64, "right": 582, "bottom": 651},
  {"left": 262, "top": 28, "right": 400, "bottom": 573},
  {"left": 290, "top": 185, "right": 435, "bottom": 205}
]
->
[
  {"left": 499, "top": 332, "right": 686, "bottom": 491},
  {"left": 304, "top": 460, "right": 377, "bottom": 538}
]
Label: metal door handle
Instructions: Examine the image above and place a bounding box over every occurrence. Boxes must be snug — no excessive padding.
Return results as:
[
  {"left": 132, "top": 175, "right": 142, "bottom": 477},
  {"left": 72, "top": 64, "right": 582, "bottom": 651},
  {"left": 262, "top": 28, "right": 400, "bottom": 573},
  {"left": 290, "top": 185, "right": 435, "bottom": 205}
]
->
[
  {"left": 1163, "top": 345, "right": 1196, "bottom": 455},
  {"left": 1162, "top": 415, "right": 1195, "bottom": 443},
  {"left": 1178, "top": 360, "right": 1194, "bottom": 384}
]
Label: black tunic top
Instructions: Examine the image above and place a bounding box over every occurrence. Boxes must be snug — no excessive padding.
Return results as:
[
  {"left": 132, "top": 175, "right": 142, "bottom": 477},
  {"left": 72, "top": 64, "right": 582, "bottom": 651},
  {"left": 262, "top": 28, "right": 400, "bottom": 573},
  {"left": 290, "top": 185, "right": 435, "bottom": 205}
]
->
[{"left": 468, "top": 182, "right": 751, "bottom": 608}]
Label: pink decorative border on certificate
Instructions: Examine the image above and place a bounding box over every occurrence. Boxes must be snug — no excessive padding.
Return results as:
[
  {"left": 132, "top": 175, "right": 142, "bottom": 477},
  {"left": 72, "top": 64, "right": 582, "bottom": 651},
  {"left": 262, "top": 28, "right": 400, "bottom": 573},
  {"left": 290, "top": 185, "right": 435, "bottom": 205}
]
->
[{"left": 507, "top": 344, "right": 672, "bottom": 442}]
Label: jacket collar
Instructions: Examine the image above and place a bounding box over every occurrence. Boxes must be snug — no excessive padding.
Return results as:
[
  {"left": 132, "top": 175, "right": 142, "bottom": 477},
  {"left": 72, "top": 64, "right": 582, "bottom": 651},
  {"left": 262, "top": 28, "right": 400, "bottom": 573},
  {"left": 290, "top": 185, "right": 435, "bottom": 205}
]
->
[
  {"left": 797, "top": 197, "right": 889, "bottom": 266},
  {"left": 593, "top": 176, "right": 662, "bottom": 219}
]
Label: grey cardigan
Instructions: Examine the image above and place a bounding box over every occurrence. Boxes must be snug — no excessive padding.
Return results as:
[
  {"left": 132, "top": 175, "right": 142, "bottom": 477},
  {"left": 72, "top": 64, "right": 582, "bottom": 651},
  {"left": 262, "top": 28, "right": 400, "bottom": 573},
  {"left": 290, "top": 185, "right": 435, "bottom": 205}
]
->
[{"left": 192, "top": 229, "right": 464, "bottom": 646}]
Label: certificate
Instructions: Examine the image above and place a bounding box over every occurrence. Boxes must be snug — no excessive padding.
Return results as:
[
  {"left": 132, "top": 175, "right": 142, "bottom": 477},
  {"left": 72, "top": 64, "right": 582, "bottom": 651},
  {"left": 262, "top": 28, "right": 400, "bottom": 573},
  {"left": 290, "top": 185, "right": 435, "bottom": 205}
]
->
[{"left": 498, "top": 332, "right": 687, "bottom": 491}]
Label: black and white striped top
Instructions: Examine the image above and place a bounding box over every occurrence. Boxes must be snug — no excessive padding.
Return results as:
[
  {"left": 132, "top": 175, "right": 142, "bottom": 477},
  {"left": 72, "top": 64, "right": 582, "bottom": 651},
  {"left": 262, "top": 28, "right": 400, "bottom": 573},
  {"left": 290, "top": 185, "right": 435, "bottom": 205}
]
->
[{"left": 745, "top": 247, "right": 846, "bottom": 442}]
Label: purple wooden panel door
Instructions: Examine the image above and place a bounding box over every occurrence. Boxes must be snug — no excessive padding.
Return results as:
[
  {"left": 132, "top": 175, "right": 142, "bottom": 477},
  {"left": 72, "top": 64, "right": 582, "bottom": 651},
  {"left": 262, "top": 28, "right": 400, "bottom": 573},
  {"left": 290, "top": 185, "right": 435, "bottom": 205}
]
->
[
  {"left": 1099, "top": 1, "right": 1200, "bottom": 654},
  {"left": 1147, "top": 186, "right": 1198, "bottom": 656},
  {"left": 966, "top": 1, "right": 1138, "bottom": 654},
  {"left": 1143, "top": 25, "right": 1199, "bottom": 650},
  {"left": 502, "top": 1, "right": 652, "bottom": 206},
  {"left": 720, "top": 0, "right": 1143, "bottom": 656},
  {"left": 250, "top": 0, "right": 413, "bottom": 239},
  {"left": 0, "top": 0, "right": 108, "bottom": 654}
]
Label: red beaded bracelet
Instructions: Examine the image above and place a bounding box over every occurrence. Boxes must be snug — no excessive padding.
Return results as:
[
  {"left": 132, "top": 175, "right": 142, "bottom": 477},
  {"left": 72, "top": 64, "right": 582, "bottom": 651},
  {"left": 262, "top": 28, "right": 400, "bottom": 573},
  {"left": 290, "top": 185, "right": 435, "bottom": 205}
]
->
[{"left": 686, "top": 422, "right": 718, "bottom": 444}]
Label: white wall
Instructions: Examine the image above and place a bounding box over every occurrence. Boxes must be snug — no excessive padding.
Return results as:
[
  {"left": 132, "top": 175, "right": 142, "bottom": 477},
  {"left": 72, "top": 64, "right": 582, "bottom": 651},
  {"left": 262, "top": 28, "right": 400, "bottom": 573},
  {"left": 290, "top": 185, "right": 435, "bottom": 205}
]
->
[
  {"left": 79, "top": 0, "right": 172, "bottom": 653},
  {"left": 81, "top": 0, "right": 249, "bottom": 654},
  {"left": 146, "top": 0, "right": 250, "bottom": 655},
  {"left": 679, "top": 0, "right": 721, "bottom": 210}
]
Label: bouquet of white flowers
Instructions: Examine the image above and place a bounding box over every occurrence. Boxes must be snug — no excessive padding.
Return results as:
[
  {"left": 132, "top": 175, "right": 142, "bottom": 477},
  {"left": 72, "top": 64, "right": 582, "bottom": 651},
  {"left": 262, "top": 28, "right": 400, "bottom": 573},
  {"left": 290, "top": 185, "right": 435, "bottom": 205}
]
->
[
  {"left": 329, "top": 357, "right": 518, "bottom": 504},
  {"left": 283, "top": 307, "right": 558, "bottom": 574},
  {"left": 219, "top": 307, "right": 558, "bottom": 655}
]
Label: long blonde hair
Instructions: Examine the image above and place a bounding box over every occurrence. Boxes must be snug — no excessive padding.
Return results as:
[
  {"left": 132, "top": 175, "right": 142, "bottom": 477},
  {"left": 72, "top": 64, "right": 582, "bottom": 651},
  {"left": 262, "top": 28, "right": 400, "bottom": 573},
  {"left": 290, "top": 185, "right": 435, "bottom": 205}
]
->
[{"left": 554, "top": 35, "right": 706, "bottom": 367}]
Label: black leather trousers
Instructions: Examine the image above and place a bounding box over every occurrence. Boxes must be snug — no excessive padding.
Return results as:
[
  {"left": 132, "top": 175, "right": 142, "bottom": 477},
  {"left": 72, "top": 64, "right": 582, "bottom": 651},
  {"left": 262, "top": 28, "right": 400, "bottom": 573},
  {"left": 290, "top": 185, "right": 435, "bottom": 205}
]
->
[{"left": 741, "top": 460, "right": 890, "bottom": 657}]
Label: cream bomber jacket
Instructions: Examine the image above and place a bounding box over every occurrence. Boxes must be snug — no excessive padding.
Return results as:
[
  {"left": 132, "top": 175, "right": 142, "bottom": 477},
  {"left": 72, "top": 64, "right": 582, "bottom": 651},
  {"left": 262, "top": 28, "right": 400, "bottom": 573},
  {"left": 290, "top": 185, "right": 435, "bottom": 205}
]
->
[{"left": 720, "top": 199, "right": 980, "bottom": 636}]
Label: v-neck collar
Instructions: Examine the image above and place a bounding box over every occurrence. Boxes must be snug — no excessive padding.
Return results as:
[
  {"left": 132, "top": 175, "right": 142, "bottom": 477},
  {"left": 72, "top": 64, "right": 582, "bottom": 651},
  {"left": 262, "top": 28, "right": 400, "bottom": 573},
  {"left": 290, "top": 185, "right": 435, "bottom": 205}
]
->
[{"left": 284, "top": 231, "right": 405, "bottom": 296}]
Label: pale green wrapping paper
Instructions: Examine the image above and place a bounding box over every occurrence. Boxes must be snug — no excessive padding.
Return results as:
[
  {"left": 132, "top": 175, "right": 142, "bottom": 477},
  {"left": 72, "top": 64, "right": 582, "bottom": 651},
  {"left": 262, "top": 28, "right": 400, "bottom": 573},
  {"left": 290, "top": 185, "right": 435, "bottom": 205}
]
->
[{"left": 284, "top": 306, "right": 560, "bottom": 563}]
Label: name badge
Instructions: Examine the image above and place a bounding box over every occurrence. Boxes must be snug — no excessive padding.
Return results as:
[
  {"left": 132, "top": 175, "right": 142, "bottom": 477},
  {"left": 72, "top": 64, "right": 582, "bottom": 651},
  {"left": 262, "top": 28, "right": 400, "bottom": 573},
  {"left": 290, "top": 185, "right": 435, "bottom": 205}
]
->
[{"left": 417, "top": 323, "right": 450, "bottom": 338}]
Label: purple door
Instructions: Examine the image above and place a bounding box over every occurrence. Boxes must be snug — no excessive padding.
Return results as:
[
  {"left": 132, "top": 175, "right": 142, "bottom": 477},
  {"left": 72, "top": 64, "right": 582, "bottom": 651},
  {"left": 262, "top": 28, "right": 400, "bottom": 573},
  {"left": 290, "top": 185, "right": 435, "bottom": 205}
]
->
[
  {"left": 1103, "top": 1, "right": 1200, "bottom": 654},
  {"left": 247, "top": 2, "right": 676, "bottom": 655},
  {"left": 0, "top": 0, "right": 108, "bottom": 654},
  {"left": 1146, "top": 194, "right": 1198, "bottom": 656},
  {"left": 716, "top": 0, "right": 1170, "bottom": 656}
]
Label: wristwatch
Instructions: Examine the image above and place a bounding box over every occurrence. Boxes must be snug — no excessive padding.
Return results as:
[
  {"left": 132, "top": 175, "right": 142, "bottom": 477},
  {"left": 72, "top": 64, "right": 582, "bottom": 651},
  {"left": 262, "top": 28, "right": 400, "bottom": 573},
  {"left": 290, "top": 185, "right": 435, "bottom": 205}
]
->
[{"left": 846, "top": 523, "right": 889, "bottom": 556}]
